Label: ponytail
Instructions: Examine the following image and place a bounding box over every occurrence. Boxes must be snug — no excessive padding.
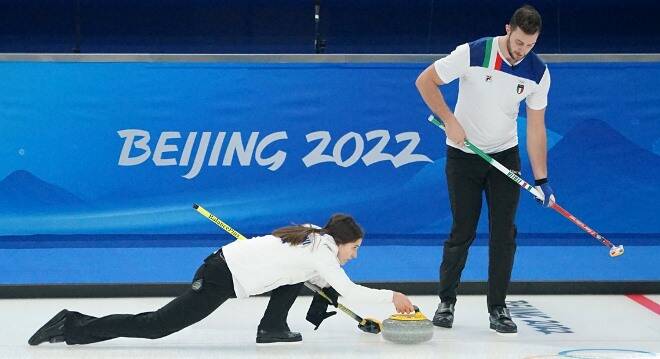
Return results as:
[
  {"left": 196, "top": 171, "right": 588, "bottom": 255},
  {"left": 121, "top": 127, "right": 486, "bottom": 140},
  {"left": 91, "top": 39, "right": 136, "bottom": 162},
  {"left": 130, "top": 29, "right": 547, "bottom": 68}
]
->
[
  {"left": 272, "top": 225, "right": 325, "bottom": 245},
  {"left": 272, "top": 214, "right": 363, "bottom": 246}
]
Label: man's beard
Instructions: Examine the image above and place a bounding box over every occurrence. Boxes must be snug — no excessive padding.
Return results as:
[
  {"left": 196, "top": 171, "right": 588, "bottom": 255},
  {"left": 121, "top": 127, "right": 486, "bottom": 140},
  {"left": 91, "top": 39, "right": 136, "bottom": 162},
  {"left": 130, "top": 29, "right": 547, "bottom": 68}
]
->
[{"left": 506, "top": 36, "right": 523, "bottom": 62}]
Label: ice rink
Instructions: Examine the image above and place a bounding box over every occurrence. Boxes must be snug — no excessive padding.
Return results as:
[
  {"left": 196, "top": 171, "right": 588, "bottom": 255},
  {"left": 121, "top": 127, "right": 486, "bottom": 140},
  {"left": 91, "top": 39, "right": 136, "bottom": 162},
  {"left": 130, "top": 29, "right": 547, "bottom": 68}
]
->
[{"left": 6, "top": 294, "right": 659, "bottom": 359}]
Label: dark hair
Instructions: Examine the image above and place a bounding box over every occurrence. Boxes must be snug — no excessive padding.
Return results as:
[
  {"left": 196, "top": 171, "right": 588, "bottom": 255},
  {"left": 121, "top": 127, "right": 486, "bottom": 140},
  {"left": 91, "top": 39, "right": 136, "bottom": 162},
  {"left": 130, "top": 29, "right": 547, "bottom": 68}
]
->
[
  {"left": 272, "top": 214, "right": 364, "bottom": 246},
  {"left": 510, "top": 5, "right": 542, "bottom": 35}
]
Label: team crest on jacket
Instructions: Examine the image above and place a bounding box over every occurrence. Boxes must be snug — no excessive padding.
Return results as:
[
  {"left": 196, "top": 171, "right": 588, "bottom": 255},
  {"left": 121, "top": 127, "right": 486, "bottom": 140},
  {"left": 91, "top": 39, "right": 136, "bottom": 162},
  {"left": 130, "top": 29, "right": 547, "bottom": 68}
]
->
[{"left": 516, "top": 83, "right": 525, "bottom": 94}]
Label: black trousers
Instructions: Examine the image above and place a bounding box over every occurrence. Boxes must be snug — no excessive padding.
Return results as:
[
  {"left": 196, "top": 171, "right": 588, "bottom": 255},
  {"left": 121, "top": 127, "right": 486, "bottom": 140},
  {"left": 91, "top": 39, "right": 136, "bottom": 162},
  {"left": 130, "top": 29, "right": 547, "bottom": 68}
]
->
[
  {"left": 439, "top": 145, "right": 521, "bottom": 309},
  {"left": 64, "top": 251, "right": 303, "bottom": 345}
]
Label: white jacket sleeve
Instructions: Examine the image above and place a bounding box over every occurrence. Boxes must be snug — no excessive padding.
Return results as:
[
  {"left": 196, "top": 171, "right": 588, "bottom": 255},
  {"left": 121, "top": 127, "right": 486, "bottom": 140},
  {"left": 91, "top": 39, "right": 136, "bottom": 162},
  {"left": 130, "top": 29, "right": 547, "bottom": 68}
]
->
[
  {"left": 433, "top": 43, "right": 469, "bottom": 84},
  {"left": 312, "top": 245, "right": 393, "bottom": 304},
  {"left": 307, "top": 275, "right": 329, "bottom": 288},
  {"left": 526, "top": 67, "right": 550, "bottom": 110}
]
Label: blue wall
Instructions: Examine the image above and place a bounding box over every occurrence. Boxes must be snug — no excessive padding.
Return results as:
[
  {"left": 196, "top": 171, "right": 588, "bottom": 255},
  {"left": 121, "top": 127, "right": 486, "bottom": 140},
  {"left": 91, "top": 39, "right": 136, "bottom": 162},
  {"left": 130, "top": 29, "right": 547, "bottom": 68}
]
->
[
  {"left": 1, "top": 61, "right": 659, "bottom": 283},
  {"left": 1, "top": 0, "right": 659, "bottom": 53}
]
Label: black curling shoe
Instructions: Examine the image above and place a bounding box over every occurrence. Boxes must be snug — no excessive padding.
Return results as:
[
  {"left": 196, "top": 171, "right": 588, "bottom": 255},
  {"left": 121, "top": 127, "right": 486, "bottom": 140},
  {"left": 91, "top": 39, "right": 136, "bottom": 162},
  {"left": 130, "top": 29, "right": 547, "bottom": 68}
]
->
[
  {"left": 489, "top": 306, "right": 518, "bottom": 334},
  {"left": 256, "top": 329, "right": 302, "bottom": 344},
  {"left": 432, "top": 302, "right": 455, "bottom": 328},
  {"left": 28, "top": 309, "right": 68, "bottom": 345}
]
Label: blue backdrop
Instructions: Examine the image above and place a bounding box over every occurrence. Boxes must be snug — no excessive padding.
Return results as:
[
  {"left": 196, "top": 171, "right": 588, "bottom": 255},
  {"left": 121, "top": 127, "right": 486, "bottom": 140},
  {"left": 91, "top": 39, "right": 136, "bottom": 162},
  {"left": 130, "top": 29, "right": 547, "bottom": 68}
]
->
[
  {"left": 1, "top": 61, "right": 658, "bottom": 284},
  {"left": 2, "top": 0, "right": 660, "bottom": 53}
]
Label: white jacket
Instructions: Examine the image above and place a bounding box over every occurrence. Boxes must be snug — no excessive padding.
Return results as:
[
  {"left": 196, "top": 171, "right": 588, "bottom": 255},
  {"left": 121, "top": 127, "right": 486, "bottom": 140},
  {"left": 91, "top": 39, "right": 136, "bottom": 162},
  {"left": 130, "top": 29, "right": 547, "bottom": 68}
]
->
[{"left": 222, "top": 232, "right": 393, "bottom": 304}]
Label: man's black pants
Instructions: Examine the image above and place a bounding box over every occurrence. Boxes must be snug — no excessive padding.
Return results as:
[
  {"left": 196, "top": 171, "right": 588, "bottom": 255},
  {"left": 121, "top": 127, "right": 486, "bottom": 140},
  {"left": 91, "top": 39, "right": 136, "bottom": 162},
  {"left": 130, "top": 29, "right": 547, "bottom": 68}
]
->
[
  {"left": 64, "top": 251, "right": 303, "bottom": 344},
  {"left": 439, "top": 145, "right": 521, "bottom": 310}
]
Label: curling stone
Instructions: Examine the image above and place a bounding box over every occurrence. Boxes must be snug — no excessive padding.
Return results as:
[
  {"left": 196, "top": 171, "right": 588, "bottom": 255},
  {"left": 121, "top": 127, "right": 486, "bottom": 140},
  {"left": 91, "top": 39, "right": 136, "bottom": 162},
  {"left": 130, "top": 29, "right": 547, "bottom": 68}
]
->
[{"left": 382, "top": 306, "right": 433, "bottom": 344}]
